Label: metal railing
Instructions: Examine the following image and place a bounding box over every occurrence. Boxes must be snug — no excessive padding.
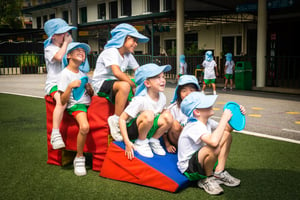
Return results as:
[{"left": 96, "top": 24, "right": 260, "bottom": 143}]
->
[{"left": 1, "top": 53, "right": 299, "bottom": 89}]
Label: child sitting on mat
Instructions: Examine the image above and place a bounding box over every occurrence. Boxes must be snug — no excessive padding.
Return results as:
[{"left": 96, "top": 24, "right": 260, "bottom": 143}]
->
[
  {"left": 119, "top": 63, "right": 173, "bottom": 159},
  {"left": 177, "top": 92, "right": 245, "bottom": 195}
]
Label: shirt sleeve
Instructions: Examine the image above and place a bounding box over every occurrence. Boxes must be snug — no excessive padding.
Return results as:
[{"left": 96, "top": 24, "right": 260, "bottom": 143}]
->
[
  {"left": 57, "top": 70, "right": 69, "bottom": 92},
  {"left": 127, "top": 53, "right": 139, "bottom": 70},
  {"left": 124, "top": 96, "right": 144, "bottom": 118},
  {"left": 101, "top": 48, "right": 121, "bottom": 68}
]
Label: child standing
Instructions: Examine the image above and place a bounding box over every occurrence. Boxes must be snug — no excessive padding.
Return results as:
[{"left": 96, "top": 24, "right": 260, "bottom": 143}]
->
[
  {"left": 58, "top": 42, "right": 94, "bottom": 176},
  {"left": 92, "top": 23, "right": 149, "bottom": 141},
  {"left": 164, "top": 75, "right": 200, "bottom": 153},
  {"left": 178, "top": 54, "right": 188, "bottom": 79},
  {"left": 178, "top": 92, "right": 245, "bottom": 195},
  {"left": 119, "top": 63, "right": 173, "bottom": 160},
  {"left": 201, "top": 51, "right": 218, "bottom": 95},
  {"left": 223, "top": 53, "right": 235, "bottom": 91},
  {"left": 44, "top": 18, "right": 76, "bottom": 149}
]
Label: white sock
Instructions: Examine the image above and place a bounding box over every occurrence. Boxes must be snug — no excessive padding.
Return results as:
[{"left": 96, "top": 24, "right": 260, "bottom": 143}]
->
[
  {"left": 52, "top": 128, "right": 60, "bottom": 134},
  {"left": 135, "top": 138, "right": 149, "bottom": 145},
  {"left": 149, "top": 137, "right": 159, "bottom": 143}
]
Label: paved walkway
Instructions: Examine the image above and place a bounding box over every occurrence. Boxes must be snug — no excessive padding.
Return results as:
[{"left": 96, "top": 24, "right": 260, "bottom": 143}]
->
[{"left": 1, "top": 74, "right": 300, "bottom": 144}]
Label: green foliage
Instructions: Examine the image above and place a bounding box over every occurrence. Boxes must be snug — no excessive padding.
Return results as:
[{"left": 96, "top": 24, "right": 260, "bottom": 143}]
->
[
  {"left": 17, "top": 52, "right": 40, "bottom": 67},
  {"left": 0, "top": 0, "right": 23, "bottom": 29}
]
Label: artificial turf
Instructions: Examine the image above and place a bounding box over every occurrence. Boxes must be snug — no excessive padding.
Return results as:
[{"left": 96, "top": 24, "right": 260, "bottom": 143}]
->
[{"left": 0, "top": 93, "right": 299, "bottom": 200}]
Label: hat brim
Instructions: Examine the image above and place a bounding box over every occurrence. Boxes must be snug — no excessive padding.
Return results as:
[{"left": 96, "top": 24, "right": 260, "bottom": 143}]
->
[
  {"left": 55, "top": 26, "right": 77, "bottom": 34},
  {"left": 195, "top": 95, "right": 218, "bottom": 109},
  {"left": 147, "top": 64, "right": 171, "bottom": 79},
  {"left": 67, "top": 43, "right": 91, "bottom": 54},
  {"left": 128, "top": 32, "right": 149, "bottom": 43}
]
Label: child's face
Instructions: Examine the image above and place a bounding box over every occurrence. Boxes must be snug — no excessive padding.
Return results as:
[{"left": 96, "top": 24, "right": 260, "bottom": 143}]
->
[
  {"left": 145, "top": 72, "right": 166, "bottom": 92},
  {"left": 195, "top": 106, "right": 214, "bottom": 118},
  {"left": 68, "top": 48, "right": 86, "bottom": 63},
  {"left": 52, "top": 33, "right": 66, "bottom": 46},
  {"left": 123, "top": 36, "right": 138, "bottom": 53},
  {"left": 180, "top": 84, "right": 198, "bottom": 101}
]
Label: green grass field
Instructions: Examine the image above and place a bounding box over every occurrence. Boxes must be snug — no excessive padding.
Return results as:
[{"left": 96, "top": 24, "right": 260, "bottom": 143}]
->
[{"left": 0, "top": 93, "right": 299, "bottom": 200}]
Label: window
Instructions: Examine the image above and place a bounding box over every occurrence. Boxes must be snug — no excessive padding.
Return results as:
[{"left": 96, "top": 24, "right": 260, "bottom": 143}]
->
[
  {"left": 97, "top": 3, "right": 106, "bottom": 20},
  {"left": 222, "top": 36, "right": 242, "bottom": 56},
  {"left": 185, "top": 33, "right": 198, "bottom": 50},
  {"left": 36, "top": 17, "right": 41, "bottom": 29},
  {"left": 49, "top": 13, "right": 55, "bottom": 19},
  {"left": 148, "top": 0, "right": 159, "bottom": 13},
  {"left": 109, "top": 1, "right": 118, "bottom": 19},
  {"left": 121, "top": 0, "right": 131, "bottom": 16},
  {"left": 63, "top": 11, "right": 69, "bottom": 23},
  {"left": 80, "top": 7, "right": 87, "bottom": 23},
  {"left": 163, "top": 0, "right": 172, "bottom": 11},
  {"left": 43, "top": 15, "right": 48, "bottom": 25}
]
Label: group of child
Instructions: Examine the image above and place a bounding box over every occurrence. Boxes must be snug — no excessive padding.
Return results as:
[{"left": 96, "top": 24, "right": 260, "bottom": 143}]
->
[{"left": 44, "top": 18, "right": 245, "bottom": 195}]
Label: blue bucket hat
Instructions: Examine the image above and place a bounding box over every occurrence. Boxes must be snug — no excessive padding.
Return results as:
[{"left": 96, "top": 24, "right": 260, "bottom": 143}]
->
[
  {"left": 44, "top": 18, "right": 77, "bottom": 48},
  {"left": 205, "top": 51, "right": 213, "bottom": 62},
  {"left": 135, "top": 63, "right": 171, "bottom": 96},
  {"left": 62, "top": 42, "right": 91, "bottom": 73},
  {"left": 181, "top": 92, "right": 218, "bottom": 117},
  {"left": 225, "top": 53, "right": 232, "bottom": 61},
  {"left": 104, "top": 23, "right": 149, "bottom": 49},
  {"left": 170, "top": 75, "right": 200, "bottom": 103},
  {"left": 180, "top": 54, "right": 185, "bottom": 63}
]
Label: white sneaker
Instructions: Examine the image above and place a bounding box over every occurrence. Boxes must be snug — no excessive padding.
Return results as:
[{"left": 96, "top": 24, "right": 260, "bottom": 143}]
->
[
  {"left": 149, "top": 140, "right": 166, "bottom": 156},
  {"left": 134, "top": 139, "right": 153, "bottom": 158},
  {"left": 108, "top": 115, "right": 123, "bottom": 141},
  {"left": 198, "top": 176, "right": 224, "bottom": 195},
  {"left": 214, "top": 170, "right": 240, "bottom": 187},
  {"left": 73, "top": 156, "right": 86, "bottom": 176},
  {"left": 213, "top": 91, "right": 217, "bottom": 95},
  {"left": 50, "top": 132, "right": 65, "bottom": 149}
]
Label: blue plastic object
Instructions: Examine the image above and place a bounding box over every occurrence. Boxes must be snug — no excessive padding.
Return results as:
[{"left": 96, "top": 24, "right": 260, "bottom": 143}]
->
[
  {"left": 223, "top": 101, "right": 246, "bottom": 131},
  {"left": 73, "top": 76, "right": 88, "bottom": 101}
]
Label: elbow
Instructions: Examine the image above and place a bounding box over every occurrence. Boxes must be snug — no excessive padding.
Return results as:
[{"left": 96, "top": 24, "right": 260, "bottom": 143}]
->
[{"left": 210, "top": 139, "right": 220, "bottom": 148}]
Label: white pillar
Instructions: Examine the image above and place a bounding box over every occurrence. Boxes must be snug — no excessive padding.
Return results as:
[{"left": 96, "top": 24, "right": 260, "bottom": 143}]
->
[
  {"left": 176, "top": 0, "right": 184, "bottom": 77},
  {"left": 256, "top": 0, "right": 267, "bottom": 87}
]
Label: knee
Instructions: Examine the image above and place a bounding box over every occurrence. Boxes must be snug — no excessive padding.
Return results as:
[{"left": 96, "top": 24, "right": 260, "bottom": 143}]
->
[
  {"left": 161, "top": 110, "right": 173, "bottom": 127},
  {"left": 140, "top": 110, "right": 155, "bottom": 124},
  {"left": 80, "top": 123, "right": 90, "bottom": 135},
  {"left": 117, "top": 81, "right": 131, "bottom": 94}
]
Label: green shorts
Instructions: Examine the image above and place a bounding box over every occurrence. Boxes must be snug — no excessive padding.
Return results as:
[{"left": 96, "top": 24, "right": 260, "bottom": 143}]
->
[
  {"left": 49, "top": 85, "right": 58, "bottom": 98},
  {"left": 204, "top": 79, "right": 216, "bottom": 85},
  {"left": 225, "top": 74, "right": 233, "bottom": 80},
  {"left": 67, "top": 104, "right": 89, "bottom": 117},
  {"left": 126, "top": 114, "right": 160, "bottom": 141}
]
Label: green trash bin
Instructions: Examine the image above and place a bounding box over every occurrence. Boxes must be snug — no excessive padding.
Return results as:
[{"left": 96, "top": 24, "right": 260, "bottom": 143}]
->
[{"left": 235, "top": 61, "right": 252, "bottom": 90}]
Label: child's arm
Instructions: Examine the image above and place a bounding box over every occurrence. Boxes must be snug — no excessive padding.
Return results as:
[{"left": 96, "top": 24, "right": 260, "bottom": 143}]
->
[
  {"left": 53, "top": 33, "right": 73, "bottom": 62},
  {"left": 85, "top": 83, "right": 94, "bottom": 97},
  {"left": 119, "top": 112, "right": 135, "bottom": 160},
  {"left": 60, "top": 79, "right": 81, "bottom": 105},
  {"left": 215, "top": 65, "right": 219, "bottom": 77},
  {"left": 201, "top": 109, "right": 232, "bottom": 147},
  {"left": 111, "top": 65, "right": 136, "bottom": 93}
]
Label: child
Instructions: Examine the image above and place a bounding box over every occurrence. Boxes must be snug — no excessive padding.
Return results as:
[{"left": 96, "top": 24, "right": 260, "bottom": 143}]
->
[
  {"left": 119, "top": 63, "right": 173, "bottom": 160},
  {"left": 223, "top": 53, "right": 235, "bottom": 91},
  {"left": 92, "top": 23, "right": 149, "bottom": 141},
  {"left": 178, "top": 54, "right": 188, "bottom": 80},
  {"left": 164, "top": 75, "right": 200, "bottom": 153},
  {"left": 178, "top": 92, "right": 245, "bottom": 195},
  {"left": 44, "top": 18, "right": 76, "bottom": 150},
  {"left": 201, "top": 51, "right": 218, "bottom": 95},
  {"left": 58, "top": 42, "right": 94, "bottom": 176}
]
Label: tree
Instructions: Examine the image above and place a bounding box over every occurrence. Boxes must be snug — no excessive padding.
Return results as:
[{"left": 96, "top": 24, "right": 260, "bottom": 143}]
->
[{"left": 0, "top": 0, "right": 23, "bottom": 29}]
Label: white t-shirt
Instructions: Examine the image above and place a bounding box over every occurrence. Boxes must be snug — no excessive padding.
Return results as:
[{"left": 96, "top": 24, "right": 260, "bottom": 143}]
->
[
  {"left": 225, "top": 60, "right": 235, "bottom": 74},
  {"left": 177, "top": 118, "right": 218, "bottom": 173},
  {"left": 202, "top": 60, "right": 217, "bottom": 79},
  {"left": 44, "top": 44, "right": 62, "bottom": 94},
  {"left": 124, "top": 92, "right": 166, "bottom": 121},
  {"left": 179, "top": 62, "right": 187, "bottom": 74},
  {"left": 92, "top": 48, "right": 139, "bottom": 93},
  {"left": 58, "top": 68, "right": 91, "bottom": 109},
  {"left": 168, "top": 102, "right": 188, "bottom": 126}
]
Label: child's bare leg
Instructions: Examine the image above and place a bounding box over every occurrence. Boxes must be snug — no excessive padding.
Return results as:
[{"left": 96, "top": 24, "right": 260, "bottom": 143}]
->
[
  {"left": 230, "top": 79, "right": 233, "bottom": 89},
  {"left": 53, "top": 92, "right": 66, "bottom": 129},
  {"left": 202, "top": 83, "right": 206, "bottom": 92},
  {"left": 167, "top": 120, "right": 182, "bottom": 147},
  {"left": 113, "top": 81, "right": 131, "bottom": 116},
  {"left": 152, "top": 111, "right": 173, "bottom": 139},
  {"left": 75, "top": 112, "right": 90, "bottom": 157},
  {"left": 224, "top": 79, "right": 228, "bottom": 88},
  {"left": 198, "top": 146, "right": 219, "bottom": 176},
  {"left": 136, "top": 110, "right": 155, "bottom": 140},
  {"left": 215, "top": 125, "right": 232, "bottom": 173}
]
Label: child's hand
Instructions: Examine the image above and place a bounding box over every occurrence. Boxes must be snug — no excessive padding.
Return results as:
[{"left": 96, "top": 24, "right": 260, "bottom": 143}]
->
[
  {"left": 64, "top": 32, "right": 73, "bottom": 44},
  {"left": 70, "top": 79, "right": 81, "bottom": 89},
  {"left": 85, "top": 83, "right": 94, "bottom": 96},
  {"left": 166, "top": 144, "right": 176, "bottom": 154},
  {"left": 125, "top": 141, "right": 135, "bottom": 160},
  {"left": 222, "top": 109, "right": 233, "bottom": 122},
  {"left": 240, "top": 105, "right": 246, "bottom": 115}
]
